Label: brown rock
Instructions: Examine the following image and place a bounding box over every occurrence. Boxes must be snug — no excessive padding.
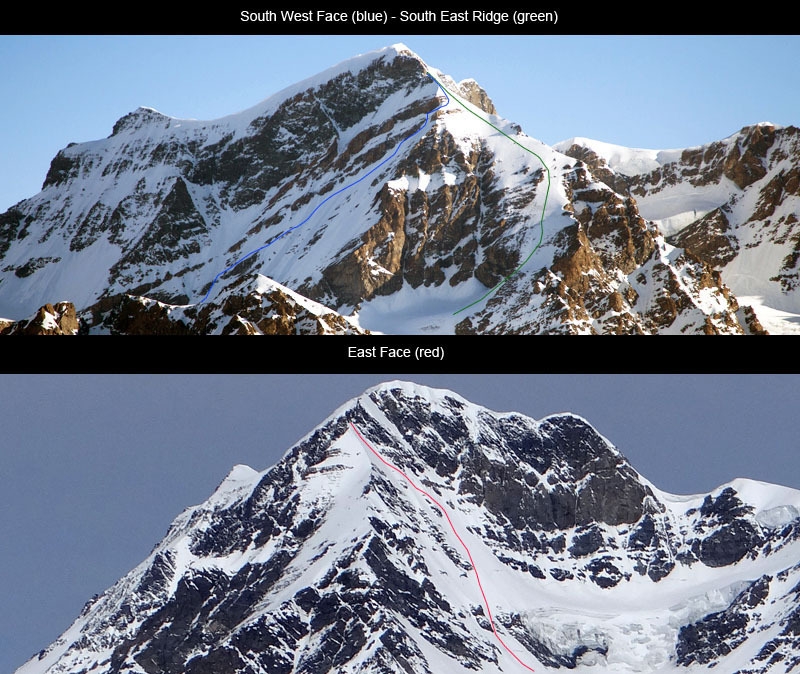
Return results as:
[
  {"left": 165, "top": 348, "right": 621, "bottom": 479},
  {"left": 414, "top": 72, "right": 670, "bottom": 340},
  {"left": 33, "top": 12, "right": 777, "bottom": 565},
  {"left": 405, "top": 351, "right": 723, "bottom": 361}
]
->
[
  {"left": 739, "top": 305, "right": 769, "bottom": 335},
  {"left": 457, "top": 79, "right": 497, "bottom": 115},
  {"left": 2, "top": 301, "right": 81, "bottom": 335},
  {"left": 722, "top": 125, "right": 775, "bottom": 189},
  {"left": 668, "top": 209, "right": 739, "bottom": 267}
]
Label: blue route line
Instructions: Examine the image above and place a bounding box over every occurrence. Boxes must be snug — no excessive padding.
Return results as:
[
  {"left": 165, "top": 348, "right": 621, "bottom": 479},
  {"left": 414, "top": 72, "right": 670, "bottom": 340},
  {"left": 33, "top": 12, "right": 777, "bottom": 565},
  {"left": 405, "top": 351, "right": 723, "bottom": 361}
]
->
[{"left": 194, "top": 73, "right": 450, "bottom": 306}]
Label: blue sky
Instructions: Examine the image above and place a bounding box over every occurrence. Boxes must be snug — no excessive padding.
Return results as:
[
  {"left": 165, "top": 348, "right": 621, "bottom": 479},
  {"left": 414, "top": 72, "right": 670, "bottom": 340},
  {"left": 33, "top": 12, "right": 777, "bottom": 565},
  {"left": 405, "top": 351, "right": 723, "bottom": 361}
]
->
[
  {"left": 3, "top": 374, "right": 800, "bottom": 673},
  {"left": 1, "top": 35, "right": 799, "bottom": 212}
]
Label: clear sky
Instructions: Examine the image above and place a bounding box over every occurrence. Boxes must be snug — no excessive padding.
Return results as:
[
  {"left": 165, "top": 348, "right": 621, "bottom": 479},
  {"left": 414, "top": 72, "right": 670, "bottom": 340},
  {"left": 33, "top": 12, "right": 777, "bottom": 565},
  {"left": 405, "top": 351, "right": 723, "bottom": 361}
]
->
[
  {"left": 2, "top": 374, "right": 799, "bottom": 673},
  {"left": 1, "top": 35, "right": 799, "bottom": 212}
]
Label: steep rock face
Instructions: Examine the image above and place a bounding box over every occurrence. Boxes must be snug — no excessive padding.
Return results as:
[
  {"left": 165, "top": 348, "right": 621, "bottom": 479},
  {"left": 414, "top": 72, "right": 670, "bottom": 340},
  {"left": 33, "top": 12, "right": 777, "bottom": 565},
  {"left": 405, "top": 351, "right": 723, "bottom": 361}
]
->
[
  {"left": 17, "top": 382, "right": 800, "bottom": 674},
  {"left": 302, "top": 127, "right": 529, "bottom": 309},
  {"left": 107, "top": 176, "right": 210, "bottom": 298}
]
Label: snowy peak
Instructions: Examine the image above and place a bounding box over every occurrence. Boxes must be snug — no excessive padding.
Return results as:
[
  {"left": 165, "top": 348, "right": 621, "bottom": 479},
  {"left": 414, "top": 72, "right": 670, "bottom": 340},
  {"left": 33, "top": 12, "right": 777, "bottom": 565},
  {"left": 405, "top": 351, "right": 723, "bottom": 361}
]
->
[
  {"left": 2, "top": 45, "right": 798, "bottom": 333},
  {"left": 348, "top": 383, "right": 654, "bottom": 533},
  {"left": 110, "top": 106, "right": 171, "bottom": 136},
  {"left": 1, "top": 44, "right": 444, "bottom": 321},
  {"left": 553, "top": 136, "right": 678, "bottom": 176},
  {"left": 107, "top": 44, "right": 428, "bottom": 138},
  {"left": 15, "top": 382, "right": 800, "bottom": 674},
  {"left": 230, "top": 43, "right": 432, "bottom": 132}
]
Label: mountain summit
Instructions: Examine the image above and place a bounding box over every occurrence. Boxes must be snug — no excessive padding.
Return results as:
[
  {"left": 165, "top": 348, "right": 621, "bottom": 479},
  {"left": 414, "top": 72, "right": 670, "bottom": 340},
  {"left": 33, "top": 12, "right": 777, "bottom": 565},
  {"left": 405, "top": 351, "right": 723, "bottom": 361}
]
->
[
  {"left": 1, "top": 45, "right": 798, "bottom": 333},
  {"left": 16, "top": 382, "right": 800, "bottom": 673}
]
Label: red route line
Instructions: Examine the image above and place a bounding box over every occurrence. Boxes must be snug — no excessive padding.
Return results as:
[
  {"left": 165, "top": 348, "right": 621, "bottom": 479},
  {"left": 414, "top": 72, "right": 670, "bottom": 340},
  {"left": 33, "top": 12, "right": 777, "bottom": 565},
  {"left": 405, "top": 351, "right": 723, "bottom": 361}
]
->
[{"left": 348, "top": 421, "right": 536, "bottom": 673}]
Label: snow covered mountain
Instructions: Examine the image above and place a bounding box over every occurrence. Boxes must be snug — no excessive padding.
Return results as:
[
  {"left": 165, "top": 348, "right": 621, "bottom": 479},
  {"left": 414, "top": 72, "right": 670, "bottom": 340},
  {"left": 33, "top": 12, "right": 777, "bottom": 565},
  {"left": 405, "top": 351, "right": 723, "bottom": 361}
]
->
[
  {"left": 0, "top": 44, "right": 796, "bottom": 333},
  {"left": 17, "top": 381, "right": 800, "bottom": 673}
]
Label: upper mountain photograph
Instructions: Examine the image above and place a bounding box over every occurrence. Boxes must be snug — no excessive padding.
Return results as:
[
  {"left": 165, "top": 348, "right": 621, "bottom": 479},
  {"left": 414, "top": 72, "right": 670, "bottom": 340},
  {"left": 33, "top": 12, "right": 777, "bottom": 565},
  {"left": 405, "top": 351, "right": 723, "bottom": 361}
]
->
[{"left": 1, "top": 38, "right": 799, "bottom": 334}]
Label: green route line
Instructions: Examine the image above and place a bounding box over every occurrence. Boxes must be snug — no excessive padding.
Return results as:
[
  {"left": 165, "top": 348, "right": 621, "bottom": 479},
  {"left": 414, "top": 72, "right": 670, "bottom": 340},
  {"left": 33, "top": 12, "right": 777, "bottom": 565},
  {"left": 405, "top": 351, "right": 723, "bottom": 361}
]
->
[{"left": 426, "top": 72, "right": 552, "bottom": 316}]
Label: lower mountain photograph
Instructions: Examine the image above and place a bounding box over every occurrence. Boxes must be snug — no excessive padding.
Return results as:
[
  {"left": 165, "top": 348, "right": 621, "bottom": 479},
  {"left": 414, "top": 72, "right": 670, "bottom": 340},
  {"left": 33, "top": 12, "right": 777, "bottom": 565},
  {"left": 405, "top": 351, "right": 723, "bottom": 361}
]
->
[{"left": 11, "top": 378, "right": 800, "bottom": 673}]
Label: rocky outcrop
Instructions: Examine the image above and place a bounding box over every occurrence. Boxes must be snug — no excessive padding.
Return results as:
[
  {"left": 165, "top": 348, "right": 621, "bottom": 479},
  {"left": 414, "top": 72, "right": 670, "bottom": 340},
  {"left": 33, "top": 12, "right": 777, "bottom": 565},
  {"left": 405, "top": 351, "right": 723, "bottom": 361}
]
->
[
  {"left": 82, "top": 295, "right": 194, "bottom": 335},
  {"left": 457, "top": 79, "right": 497, "bottom": 115},
  {"left": 667, "top": 208, "right": 739, "bottom": 266},
  {"left": 738, "top": 304, "right": 770, "bottom": 334},
  {"left": 0, "top": 208, "right": 28, "bottom": 258},
  {"left": 723, "top": 123, "right": 776, "bottom": 189},
  {"left": 557, "top": 145, "right": 631, "bottom": 195},
  {"left": 0, "top": 301, "right": 80, "bottom": 335},
  {"left": 677, "top": 575, "right": 771, "bottom": 666}
]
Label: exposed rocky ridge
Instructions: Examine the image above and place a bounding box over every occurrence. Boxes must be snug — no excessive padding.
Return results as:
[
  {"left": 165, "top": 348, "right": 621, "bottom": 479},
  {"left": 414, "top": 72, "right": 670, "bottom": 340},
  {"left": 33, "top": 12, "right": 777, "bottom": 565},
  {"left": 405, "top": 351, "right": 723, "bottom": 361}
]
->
[
  {"left": 80, "top": 274, "right": 367, "bottom": 335},
  {"left": 560, "top": 124, "right": 781, "bottom": 198},
  {"left": 16, "top": 382, "right": 800, "bottom": 674},
  {"left": 632, "top": 123, "right": 777, "bottom": 194}
]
